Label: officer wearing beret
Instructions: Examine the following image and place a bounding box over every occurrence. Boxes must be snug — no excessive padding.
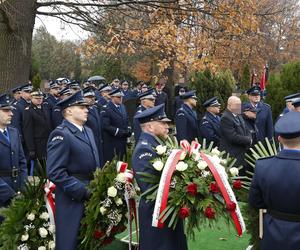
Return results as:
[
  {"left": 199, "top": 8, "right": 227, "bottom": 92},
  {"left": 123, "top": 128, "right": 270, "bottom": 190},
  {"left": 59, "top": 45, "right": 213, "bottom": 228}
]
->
[
  {"left": 175, "top": 90, "right": 200, "bottom": 143},
  {"left": 133, "top": 88, "right": 156, "bottom": 142},
  {"left": 45, "top": 80, "right": 61, "bottom": 111},
  {"left": 132, "top": 104, "right": 187, "bottom": 250},
  {"left": 243, "top": 86, "right": 273, "bottom": 142},
  {"left": 102, "top": 88, "right": 131, "bottom": 163},
  {"left": 52, "top": 87, "right": 72, "bottom": 128},
  {"left": 23, "top": 90, "right": 53, "bottom": 162},
  {"left": 0, "top": 94, "right": 27, "bottom": 223},
  {"left": 292, "top": 98, "right": 300, "bottom": 112},
  {"left": 249, "top": 111, "right": 300, "bottom": 250},
  {"left": 200, "top": 97, "right": 221, "bottom": 147},
  {"left": 47, "top": 91, "right": 100, "bottom": 249},
  {"left": 83, "top": 87, "right": 104, "bottom": 167}
]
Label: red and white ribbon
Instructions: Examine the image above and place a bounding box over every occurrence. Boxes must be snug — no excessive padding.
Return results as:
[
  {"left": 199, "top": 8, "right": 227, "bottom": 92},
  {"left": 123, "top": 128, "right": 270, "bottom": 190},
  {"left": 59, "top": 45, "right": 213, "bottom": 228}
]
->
[
  {"left": 152, "top": 149, "right": 183, "bottom": 228},
  {"left": 116, "top": 161, "right": 138, "bottom": 249},
  {"left": 200, "top": 152, "right": 246, "bottom": 236},
  {"left": 44, "top": 180, "right": 56, "bottom": 225}
]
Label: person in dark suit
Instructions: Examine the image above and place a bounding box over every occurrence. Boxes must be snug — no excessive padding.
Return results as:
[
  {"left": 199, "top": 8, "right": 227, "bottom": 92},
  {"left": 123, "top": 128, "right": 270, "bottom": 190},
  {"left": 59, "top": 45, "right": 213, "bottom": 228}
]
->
[
  {"left": 121, "top": 80, "right": 134, "bottom": 102},
  {"left": 154, "top": 83, "right": 168, "bottom": 112},
  {"left": 23, "top": 90, "right": 53, "bottom": 162},
  {"left": 102, "top": 88, "right": 131, "bottom": 163},
  {"left": 133, "top": 88, "right": 156, "bottom": 143},
  {"left": 220, "top": 96, "right": 252, "bottom": 171},
  {"left": 173, "top": 87, "right": 185, "bottom": 116},
  {"left": 249, "top": 111, "right": 300, "bottom": 250},
  {"left": 83, "top": 87, "right": 104, "bottom": 167},
  {"left": 52, "top": 87, "right": 72, "bottom": 128},
  {"left": 45, "top": 80, "right": 61, "bottom": 111},
  {"left": 47, "top": 91, "right": 100, "bottom": 250},
  {"left": 0, "top": 94, "right": 27, "bottom": 223},
  {"left": 132, "top": 104, "right": 187, "bottom": 250},
  {"left": 175, "top": 90, "right": 200, "bottom": 143},
  {"left": 243, "top": 86, "right": 273, "bottom": 142},
  {"left": 200, "top": 97, "right": 221, "bottom": 147}
]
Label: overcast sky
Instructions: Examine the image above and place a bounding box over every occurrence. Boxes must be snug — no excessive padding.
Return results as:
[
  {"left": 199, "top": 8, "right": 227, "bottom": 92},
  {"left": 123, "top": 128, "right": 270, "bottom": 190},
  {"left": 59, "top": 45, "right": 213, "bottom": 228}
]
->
[{"left": 34, "top": 15, "right": 89, "bottom": 41}]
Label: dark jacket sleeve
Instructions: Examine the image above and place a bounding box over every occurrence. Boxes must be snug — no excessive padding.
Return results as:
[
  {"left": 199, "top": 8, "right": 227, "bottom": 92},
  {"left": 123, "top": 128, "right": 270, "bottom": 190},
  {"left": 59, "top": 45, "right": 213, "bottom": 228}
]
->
[
  {"left": 220, "top": 114, "right": 252, "bottom": 146},
  {"left": 102, "top": 109, "right": 128, "bottom": 138},
  {"left": 249, "top": 162, "right": 266, "bottom": 208},
  {"left": 175, "top": 111, "right": 187, "bottom": 143},
  {"left": 22, "top": 109, "right": 35, "bottom": 152}
]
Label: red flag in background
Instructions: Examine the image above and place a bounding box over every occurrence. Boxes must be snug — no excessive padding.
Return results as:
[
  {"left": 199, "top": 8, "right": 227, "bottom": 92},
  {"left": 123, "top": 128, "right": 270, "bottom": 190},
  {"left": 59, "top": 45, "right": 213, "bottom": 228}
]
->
[{"left": 260, "top": 64, "right": 269, "bottom": 91}]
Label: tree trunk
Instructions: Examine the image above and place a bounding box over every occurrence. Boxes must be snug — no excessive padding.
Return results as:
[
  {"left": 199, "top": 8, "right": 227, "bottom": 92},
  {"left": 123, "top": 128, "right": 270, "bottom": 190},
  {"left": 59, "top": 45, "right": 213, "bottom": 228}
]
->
[{"left": 0, "top": 0, "right": 36, "bottom": 92}]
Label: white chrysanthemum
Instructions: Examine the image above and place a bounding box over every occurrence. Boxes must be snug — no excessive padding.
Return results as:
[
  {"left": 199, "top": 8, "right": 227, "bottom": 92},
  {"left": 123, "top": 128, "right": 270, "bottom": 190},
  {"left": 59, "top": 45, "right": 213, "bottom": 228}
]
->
[
  {"left": 211, "top": 147, "right": 221, "bottom": 156},
  {"left": 39, "top": 212, "right": 49, "bottom": 221},
  {"left": 48, "top": 224, "right": 55, "bottom": 234},
  {"left": 211, "top": 155, "right": 221, "bottom": 165},
  {"left": 193, "top": 152, "right": 201, "bottom": 161},
  {"left": 197, "top": 160, "right": 208, "bottom": 170},
  {"left": 229, "top": 167, "right": 239, "bottom": 177},
  {"left": 153, "top": 161, "right": 164, "bottom": 171},
  {"left": 38, "top": 227, "right": 48, "bottom": 238},
  {"left": 100, "top": 206, "right": 107, "bottom": 215},
  {"left": 221, "top": 159, "right": 228, "bottom": 165},
  {"left": 116, "top": 198, "right": 123, "bottom": 206},
  {"left": 21, "top": 233, "right": 29, "bottom": 242},
  {"left": 48, "top": 241, "right": 55, "bottom": 250},
  {"left": 37, "top": 247, "right": 46, "bottom": 250},
  {"left": 116, "top": 173, "right": 126, "bottom": 183},
  {"left": 26, "top": 213, "right": 35, "bottom": 221},
  {"left": 202, "top": 171, "right": 211, "bottom": 177},
  {"left": 107, "top": 186, "right": 118, "bottom": 197},
  {"left": 176, "top": 161, "right": 188, "bottom": 171},
  {"left": 156, "top": 145, "right": 167, "bottom": 155}
]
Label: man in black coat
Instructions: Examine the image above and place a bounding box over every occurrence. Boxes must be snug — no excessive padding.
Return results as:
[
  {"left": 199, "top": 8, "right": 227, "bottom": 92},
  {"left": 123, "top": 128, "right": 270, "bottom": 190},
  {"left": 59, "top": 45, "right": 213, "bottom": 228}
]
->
[
  {"left": 154, "top": 83, "right": 168, "bottom": 113},
  {"left": 23, "top": 90, "right": 53, "bottom": 162},
  {"left": 220, "top": 96, "right": 252, "bottom": 169},
  {"left": 45, "top": 80, "right": 61, "bottom": 111}
]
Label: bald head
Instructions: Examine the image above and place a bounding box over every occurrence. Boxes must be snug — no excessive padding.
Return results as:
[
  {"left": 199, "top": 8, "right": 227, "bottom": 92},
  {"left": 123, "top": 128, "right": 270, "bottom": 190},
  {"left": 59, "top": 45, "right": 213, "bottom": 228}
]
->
[{"left": 227, "top": 96, "right": 241, "bottom": 114}]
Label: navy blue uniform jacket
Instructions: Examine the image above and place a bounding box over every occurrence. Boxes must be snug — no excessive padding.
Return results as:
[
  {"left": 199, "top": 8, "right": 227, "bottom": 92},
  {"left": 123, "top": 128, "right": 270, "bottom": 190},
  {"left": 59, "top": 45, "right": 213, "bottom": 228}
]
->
[
  {"left": 132, "top": 132, "right": 188, "bottom": 250},
  {"left": 46, "top": 120, "right": 100, "bottom": 250},
  {"left": 249, "top": 149, "right": 300, "bottom": 250}
]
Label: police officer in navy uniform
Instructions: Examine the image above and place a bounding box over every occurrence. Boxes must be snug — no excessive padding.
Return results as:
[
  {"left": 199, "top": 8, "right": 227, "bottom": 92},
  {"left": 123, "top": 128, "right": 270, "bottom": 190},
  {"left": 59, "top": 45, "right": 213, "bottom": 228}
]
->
[
  {"left": 11, "top": 85, "right": 22, "bottom": 104},
  {"left": 133, "top": 88, "right": 156, "bottom": 143},
  {"left": 52, "top": 87, "right": 72, "bottom": 128},
  {"left": 121, "top": 80, "right": 134, "bottom": 102},
  {"left": 154, "top": 82, "right": 168, "bottom": 111},
  {"left": 67, "top": 80, "right": 81, "bottom": 93},
  {"left": 276, "top": 93, "right": 300, "bottom": 122},
  {"left": 102, "top": 88, "right": 131, "bottom": 163},
  {"left": 249, "top": 111, "right": 300, "bottom": 250},
  {"left": 45, "top": 80, "right": 61, "bottom": 111},
  {"left": 23, "top": 90, "right": 53, "bottom": 162},
  {"left": 0, "top": 94, "right": 27, "bottom": 223},
  {"left": 243, "top": 86, "right": 273, "bottom": 142},
  {"left": 47, "top": 91, "right": 100, "bottom": 250},
  {"left": 175, "top": 90, "right": 200, "bottom": 143},
  {"left": 173, "top": 87, "right": 185, "bottom": 117},
  {"left": 83, "top": 87, "right": 104, "bottom": 167},
  {"left": 132, "top": 104, "right": 188, "bottom": 250},
  {"left": 200, "top": 97, "right": 221, "bottom": 147},
  {"left": 292, "top": 98, "right": 300, "bottom": 112},
  {"left": 97, "top": 83, "right": 112, "bottom": 107}
]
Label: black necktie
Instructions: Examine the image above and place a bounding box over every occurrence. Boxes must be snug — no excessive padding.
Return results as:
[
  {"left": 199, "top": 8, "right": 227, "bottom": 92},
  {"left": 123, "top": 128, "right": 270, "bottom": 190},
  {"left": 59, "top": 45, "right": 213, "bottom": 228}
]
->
[{"left": 3, "top": 130, "right": 10, "bottom": 142}]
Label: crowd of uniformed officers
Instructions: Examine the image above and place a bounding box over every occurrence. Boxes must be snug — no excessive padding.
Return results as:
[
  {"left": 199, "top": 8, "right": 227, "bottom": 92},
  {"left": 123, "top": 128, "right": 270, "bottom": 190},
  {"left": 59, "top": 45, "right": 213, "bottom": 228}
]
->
[{"left": 1, "top": 75, "right": 300, "bottom": 249}]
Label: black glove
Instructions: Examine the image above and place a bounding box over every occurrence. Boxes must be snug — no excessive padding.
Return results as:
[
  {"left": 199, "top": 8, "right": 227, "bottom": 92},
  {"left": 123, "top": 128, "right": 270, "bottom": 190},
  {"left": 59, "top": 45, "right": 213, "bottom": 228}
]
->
[{"left": 29, "top": 151, "right": 36, "bottom": 160}]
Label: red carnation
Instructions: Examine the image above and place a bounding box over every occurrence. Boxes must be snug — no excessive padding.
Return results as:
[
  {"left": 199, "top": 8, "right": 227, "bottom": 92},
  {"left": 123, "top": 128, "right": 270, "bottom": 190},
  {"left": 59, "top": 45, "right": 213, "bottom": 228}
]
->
[
  {"left": 233, "top": 180, "right": 242, "bottom": 190},
  {"left": 204, "top": 207, "right": 215, "bottom": 219},
  {"left": 179, "top": 206, "right": 190, "bottom": 219},
  {"left": 93, "top": 230, "right": 105, "bottom": 239},
  {"left": 226, "top": 201, "right": 236, "bottom": 211},
  {"left": 209, "top": 182, "right": 219, "bottom": 193},
  {"left": 186, "top": 183, "right": 198, "bottom": 196},
  {"left": 102, "top": 236, "right": 115, "bottom": 246}
]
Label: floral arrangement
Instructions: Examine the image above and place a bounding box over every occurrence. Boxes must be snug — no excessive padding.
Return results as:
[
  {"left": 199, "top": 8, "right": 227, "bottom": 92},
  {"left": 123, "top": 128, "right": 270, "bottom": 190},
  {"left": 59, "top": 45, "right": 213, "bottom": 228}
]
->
[
  {"left": 0, "top": 176, "right": 55, "bottom": 250},
  {"left": 138, "top": 136, "right": 245, "bottom": 238},
  {"left": 79, "top": 159, "right": 138, "bottom": 249}
]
